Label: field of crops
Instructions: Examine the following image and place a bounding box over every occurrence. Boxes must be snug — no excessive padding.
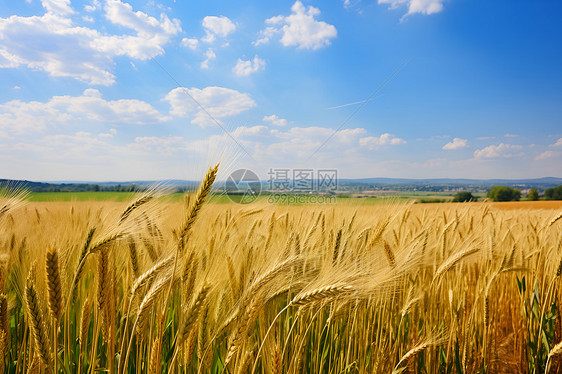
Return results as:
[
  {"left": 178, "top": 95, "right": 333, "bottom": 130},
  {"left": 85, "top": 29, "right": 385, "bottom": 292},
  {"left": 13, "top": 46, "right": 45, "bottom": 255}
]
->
[{"left": 1, "top": 168, "right": 562, "bottom": 374}]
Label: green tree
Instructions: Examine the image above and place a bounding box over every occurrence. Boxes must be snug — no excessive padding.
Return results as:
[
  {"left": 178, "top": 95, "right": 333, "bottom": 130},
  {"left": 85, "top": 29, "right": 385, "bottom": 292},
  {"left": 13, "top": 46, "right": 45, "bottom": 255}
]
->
[
  {"left": 488, "top": 186, "right": 521, "bottom": 202},
  {"left": 528, "top": 189, "right": 539, "bottom": 201},
  {"left": 544, "top": 185, "right": 562, "bottom": 200},
  {"left": 452, "top": 191, "right": 475, "bottom": 202}
]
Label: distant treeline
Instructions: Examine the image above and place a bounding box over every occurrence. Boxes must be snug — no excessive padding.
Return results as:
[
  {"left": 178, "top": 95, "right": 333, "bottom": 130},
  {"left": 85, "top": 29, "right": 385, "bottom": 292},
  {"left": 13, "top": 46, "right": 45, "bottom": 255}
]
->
[
  {"left": 449, "top": 185, "right": 562, "bottom": 202},
  {"left": 2, "top": 179, "right": 562, "bottom": 200},
  {"left": 486, "top": 185, "right": 562, "bottom": 202},
  {"left": 544, "top": 185, "right": 562, "bottom": 200},
  {"left": 0, "top": 179, "right": 191, "bottom": 193}
]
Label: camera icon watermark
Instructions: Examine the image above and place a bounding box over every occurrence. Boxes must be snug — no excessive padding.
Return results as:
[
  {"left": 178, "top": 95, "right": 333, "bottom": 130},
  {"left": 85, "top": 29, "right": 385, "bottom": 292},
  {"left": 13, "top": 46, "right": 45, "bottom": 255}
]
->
[
  {"left": 224, "top": 168, "right": 338, "bottom": 204},
  {"left": 224, "top": 169, "right": 261, "bottom": 204}
]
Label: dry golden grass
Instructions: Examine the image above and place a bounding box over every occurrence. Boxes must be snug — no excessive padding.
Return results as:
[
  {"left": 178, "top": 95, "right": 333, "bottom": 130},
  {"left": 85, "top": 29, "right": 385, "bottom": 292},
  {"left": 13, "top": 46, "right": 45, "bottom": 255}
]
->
[
  {"left": 1, "top": 178, "right": 562, "bottom": 373},
  {"left": 422, "top": 200, "right": 562, "bottom": 210}
]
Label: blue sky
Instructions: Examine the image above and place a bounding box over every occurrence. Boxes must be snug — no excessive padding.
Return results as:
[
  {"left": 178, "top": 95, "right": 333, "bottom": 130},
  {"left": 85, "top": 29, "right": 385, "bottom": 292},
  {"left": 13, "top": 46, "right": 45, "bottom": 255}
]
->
[{"left": 0, "top": 0, "right": 561, "bottom": 181}]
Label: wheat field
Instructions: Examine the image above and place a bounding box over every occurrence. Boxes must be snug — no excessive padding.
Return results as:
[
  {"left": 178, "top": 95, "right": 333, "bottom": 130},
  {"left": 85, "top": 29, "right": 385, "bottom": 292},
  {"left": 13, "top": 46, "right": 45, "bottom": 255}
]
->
[{"left": 1, "top": 167, "right": 562, "bottom": 373}]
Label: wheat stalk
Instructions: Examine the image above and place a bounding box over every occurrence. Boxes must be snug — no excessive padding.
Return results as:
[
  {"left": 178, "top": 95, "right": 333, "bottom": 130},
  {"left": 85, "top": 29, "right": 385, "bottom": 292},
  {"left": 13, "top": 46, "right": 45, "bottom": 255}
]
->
[
  {"left": 271, "top": 343, "right": 282, "bottom": 374},
  {"left": 130, "top": 254, "right": 175, "bottom": 300},
  {"left": 27, "top": 354, "right": 40, "bottom": 374},
  {"left": 548, "top": 211, "right": 562, "bottom": 228},
  {"left": 393, "top": 333, "right": 446, "bottom": 372},
  {"left": 0, "top": 294, "right": 9, "bottom": 347},
  {"left": 198, "top": 306, "right": 212, "bottom": 371},
  {"left": 332, "top": 229, "right": 342, "bottom": 264},
  {"left": 46, "top": 247, "right": 63, "bottom": 322},
  {"left": 177, "top": 164, "right": 219, "bottom": 245},
  {"left": 138, "top": 274, "right": 175, "bottom": 323},
  {"left": 90, "top": 232, "right": 122, "bottom": 253},
  {"left": 69, "top": 227, "right": 95, "bottom": 301},
  {"left": 97, "top": 245, "right": 109, "bottom": 340},
  {"left": 546, "top": 340, "right": 562, "bottom": 373},
  {"left": 25, "top": 272, "right": 52, "bottom": 374},
  {"left": 180, "top": 284, "right": 210, "bottom": 343},
  {"left": 127, "top": 236, "right": 140, "bottom": 278},
  {"left": 0, "top": 330, "right": 7, "bottom": 373},
  {"left": 149, "top": 335, "right": 162, "bottom": 374},
  {"left": 433, "top": 247, "right": 481, "bottom": 283},
  {"left": 292, "top": 284, "right": 353, "bottom": 307},
  {"left": 224, "top": 296, "right": 262, "bottom": 369},
  {"left": 383, "top": 240, "right": 396, "bottom": 268},
  {"left": 120, "top": 192, "right": 155, "bottom": 224},
  {"left": 79, "top": 297, "right": 90, "bottom": 347}
]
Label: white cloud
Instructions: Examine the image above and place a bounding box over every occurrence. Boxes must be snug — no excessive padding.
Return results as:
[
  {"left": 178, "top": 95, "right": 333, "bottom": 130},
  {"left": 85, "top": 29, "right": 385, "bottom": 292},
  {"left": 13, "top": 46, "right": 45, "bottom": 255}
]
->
[
  {"left": 130, "top": 135, "right": 188, "bottom": 155},
  {"left": 535, "top": 150, "right": 561, "bottom": 160},
  {"left": 42, "top": 0, "right": 75, "bottom": 16},
  {"left": 164, "top": 86, "right": 256, "bottom": 127},
  {"left": 442, "top": 137, "right": 468, "bottom": 150},
  {"left": 256, "top": 1, "right": 337, "bottom": 50},
  {"left": 94, "top": 0, "right": 181, "bottom": 59},
  {"left": 263, "top": 114, "right": 288, "bottom": 127},
  {"left": 3, "top": 124, "right": 560, "bottom": 180},
  {"left": 233, "top": 55, "right": 266, "bottom": 76},
  {"left": 99, "top": 128, "right": 117, "bottom": 138},
  {"left": 504, "top": 133, "right": 519, "bottom": 138},
  {"left": 183, "top": 125, "right": 368, "bottom": 164},
  {"left": 0, "top": 89, "right": 168, "bottom": 134},
  {"left": 422, "top": 158, "right": 447, "bottom": 168},
  {"left": 378, "top": 0, "right": 444, "bottom": 17},
  {"left": 274, "top": 126, "right": 364, "bottom": 142},
  {"left": 0, "top": 0, "right": 181, "bottom": 85},
  {"left": 44, "top": 131, "right": 101, "bottom": 144},
  {"left": 473, "top": 143, "right": 523, "bottom": 159},
  {"left": 233, "top": 125, "right": 270, "bottom": 137},
  {"left": 84, "top": 0, "right": 100, "bottom": 12},
  {"left": 0, "top": 130, "right": 13, "bottom": 139},
  {"left": 200, "top": 48, "right": 216, "bottom": 69},
  {"left": 550, "top": 138, "right": 562, "bottom": 147},
  {"left": 201, "top": 15, "right": 236, "bottom": 43},
  {"left": 359, "top": 133, "right": 406, "bottom": 149},
  {"left": 251, "top": 127, "right": 366, "bottom": 159},
  {"left": 253, "top": 27, "right": 279, "bottom": 47},
  {"left": 181, "top": 37, "right": 199, "bottom": 50}
]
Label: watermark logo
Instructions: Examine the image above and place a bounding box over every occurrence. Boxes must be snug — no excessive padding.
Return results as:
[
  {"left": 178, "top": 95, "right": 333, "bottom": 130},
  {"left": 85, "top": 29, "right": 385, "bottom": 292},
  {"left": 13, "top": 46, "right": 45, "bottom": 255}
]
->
[
  {"left": 225, "top": 168, "right": 338, "bottom": 204},
  {"left": 224, "top": 169, "right": 261, "bottom": 204},
  {"left": 267, "top": 168, "right": 338, "bottom": 191},
  {"left": 267, "top": 168, "right": 337, "bottom": 204}
]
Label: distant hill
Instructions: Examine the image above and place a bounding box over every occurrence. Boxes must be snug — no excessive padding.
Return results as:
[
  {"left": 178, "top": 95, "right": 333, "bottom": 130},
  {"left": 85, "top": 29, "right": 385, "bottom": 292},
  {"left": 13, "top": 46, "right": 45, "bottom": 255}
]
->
[
  {"left": 1, "top": 177, "right": 561, "bottom": 193},
  {"left": 44, "top": 179, "right": 199, "bottom": 186},
  {"left": 0, "top": 179, "right": 199, "bottom": 192},
  {"left": 340, "top": 177, "right": 562, "bottom": 187}
]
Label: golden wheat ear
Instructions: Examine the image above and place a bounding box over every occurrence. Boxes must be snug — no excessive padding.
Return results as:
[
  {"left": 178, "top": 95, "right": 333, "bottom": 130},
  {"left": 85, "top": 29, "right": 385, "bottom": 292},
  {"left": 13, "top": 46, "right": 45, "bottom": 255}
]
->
[
  {"left": 79, "top": 297, "right": 91, "bottom": 348},
  {"left": 291, "top": 284, "right": 353, "bottom": 307},
  {"left": 69, "top": 227, "right": 96, "bottom": 303},
  {"left": 548, "top": 211, "right": 562, "bottom": 228},
  {"left": 46, "top": 247, "right": 63, "bottom": 322},
  {"left": 0, "top": 183, "right": 28, "bottom": 220},
  {"left": 180, "top": 284, "right": 211, "bottom": 344},
  {"left": 25, "top": 270, "right": 52, "bottom": 374},
  {"left": 0, "top": 293, "right": 9, "bottom": 346},
  {"left": 178, "top": 163, "right": 219, "bottom": 245},
  {"left": 119, "top": 193, "right": 154, "bottom": 224}
]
